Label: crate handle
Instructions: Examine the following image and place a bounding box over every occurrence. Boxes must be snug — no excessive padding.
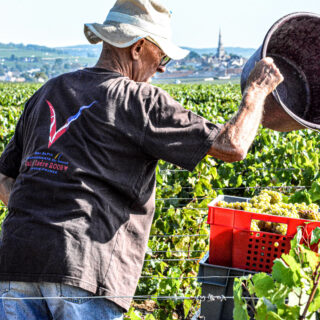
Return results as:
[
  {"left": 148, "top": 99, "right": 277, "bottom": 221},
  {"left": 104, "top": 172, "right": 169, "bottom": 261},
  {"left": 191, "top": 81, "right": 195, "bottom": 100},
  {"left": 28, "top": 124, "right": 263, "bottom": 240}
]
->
[
  {"left": 249, "top": 212, "right": 291, "bottom": 224},
  {"left": 250, "top": 217, "right": 289, "bottom": 235},
  {"left": 249, "top": 213, "right": 319, "bottom": 237},
  {"left": 248, "top": 212, "right": 299, "bottom": 236}
]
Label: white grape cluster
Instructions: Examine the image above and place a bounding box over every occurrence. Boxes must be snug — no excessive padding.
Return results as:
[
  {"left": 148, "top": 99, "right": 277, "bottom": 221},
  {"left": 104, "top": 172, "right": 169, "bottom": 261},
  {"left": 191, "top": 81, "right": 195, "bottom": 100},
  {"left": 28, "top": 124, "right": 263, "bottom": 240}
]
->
[{"left": 216, "top": 190, "right": 320, "bottom": 235}]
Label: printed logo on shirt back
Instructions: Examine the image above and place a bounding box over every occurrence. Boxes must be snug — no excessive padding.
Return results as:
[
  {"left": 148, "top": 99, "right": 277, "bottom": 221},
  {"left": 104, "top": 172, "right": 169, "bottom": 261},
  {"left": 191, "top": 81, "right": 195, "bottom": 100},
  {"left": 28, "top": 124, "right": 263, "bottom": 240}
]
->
[
  {"left": 24, "top": 100, "right": 97, "bottom": 176},
  {"left": 47, "top": 100, "right": 97, "bottom": 148}
]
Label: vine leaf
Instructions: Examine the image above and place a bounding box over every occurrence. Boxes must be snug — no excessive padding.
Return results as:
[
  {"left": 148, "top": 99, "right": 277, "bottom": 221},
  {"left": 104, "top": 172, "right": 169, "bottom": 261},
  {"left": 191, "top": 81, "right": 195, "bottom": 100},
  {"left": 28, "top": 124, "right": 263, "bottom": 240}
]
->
[
  {"left": 272, "top": 259, "right": 295, "bottom": 288},
  {"left": 252, "top": 273, "right": 274, "bottom": 298},
  {"left": 310, "top": 227, "right": 320, "bottom": 245},
  {"left": 183, "top": 299, "right": 192, "bottom": 318},
  {"left": 309, "top": 180, "right": 320, "bottom": 202}
]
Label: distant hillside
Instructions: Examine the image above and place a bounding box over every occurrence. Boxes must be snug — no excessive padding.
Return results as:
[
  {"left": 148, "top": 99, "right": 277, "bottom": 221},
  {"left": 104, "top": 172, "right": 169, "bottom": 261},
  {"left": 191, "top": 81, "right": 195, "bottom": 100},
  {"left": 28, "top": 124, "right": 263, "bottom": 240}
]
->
[
  {"left": 0, "top": 43, "right": 66, "bottom": 58},
  {"left": 0, "top": 42, "right": 256, "bottom": 59},
  {"left": 58, "top": 44, "right": 256, "bottom": 59},
  {"left": 56, "top": 44, "right": 102, "bottom": 57},
  {"left": 183, "top": 47, "right": 256, "bottom": 59}
]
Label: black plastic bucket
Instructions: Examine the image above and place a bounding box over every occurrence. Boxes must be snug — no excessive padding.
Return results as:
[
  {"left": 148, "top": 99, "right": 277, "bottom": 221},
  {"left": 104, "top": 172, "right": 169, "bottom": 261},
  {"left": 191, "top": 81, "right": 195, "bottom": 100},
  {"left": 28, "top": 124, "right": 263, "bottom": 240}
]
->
[{"left": 241, "top": 12, "right": 320, "bottom": 132}]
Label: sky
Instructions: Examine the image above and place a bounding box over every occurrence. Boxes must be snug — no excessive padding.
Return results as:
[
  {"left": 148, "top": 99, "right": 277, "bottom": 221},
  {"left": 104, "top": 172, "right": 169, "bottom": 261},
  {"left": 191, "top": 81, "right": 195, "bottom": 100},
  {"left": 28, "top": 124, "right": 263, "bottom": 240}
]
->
[{"left": 1, "top": 0, "right": 320, "bottom": 49}]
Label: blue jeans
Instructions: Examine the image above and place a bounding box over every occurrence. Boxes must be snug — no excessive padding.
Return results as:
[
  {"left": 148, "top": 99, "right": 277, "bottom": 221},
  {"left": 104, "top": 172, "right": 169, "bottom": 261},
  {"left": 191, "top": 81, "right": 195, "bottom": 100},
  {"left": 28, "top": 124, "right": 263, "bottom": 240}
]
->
[{"left": 0, "top": 281, "right": 124, "bottom": 320}]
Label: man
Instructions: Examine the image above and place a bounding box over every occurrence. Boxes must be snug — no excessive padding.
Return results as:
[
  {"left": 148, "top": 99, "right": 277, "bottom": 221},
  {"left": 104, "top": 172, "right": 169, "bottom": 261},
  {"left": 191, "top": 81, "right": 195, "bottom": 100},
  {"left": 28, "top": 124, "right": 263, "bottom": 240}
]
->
[{"left": 0, "top": 0, "right": 283, "bottom": 319}]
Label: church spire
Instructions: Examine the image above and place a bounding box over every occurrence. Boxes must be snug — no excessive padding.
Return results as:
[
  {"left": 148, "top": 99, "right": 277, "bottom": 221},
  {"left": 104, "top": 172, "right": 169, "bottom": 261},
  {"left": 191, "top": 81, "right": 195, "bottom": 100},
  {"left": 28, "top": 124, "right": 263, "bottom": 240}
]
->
[{"left": 216, "top": 27, "right": 225, "bottom": 60}]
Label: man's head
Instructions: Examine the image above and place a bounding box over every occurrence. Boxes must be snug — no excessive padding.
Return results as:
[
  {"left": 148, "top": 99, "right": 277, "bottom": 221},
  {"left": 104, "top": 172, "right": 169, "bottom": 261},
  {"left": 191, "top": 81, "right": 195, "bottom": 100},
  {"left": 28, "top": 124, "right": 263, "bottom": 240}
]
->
[
  {"left": 84, "top": 0, "right": 189, "bottom": 82},
  {"left": 130, "top": 37, "right": 170, "bottom": 82},
  {"left": 95, "top": 36, "right": 169, "bottom": 82}
]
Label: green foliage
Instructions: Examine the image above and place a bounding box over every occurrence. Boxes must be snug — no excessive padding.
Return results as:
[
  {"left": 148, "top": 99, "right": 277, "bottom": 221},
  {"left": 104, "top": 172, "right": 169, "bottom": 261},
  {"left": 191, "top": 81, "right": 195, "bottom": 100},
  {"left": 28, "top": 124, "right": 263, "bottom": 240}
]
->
[
  {"left": 0, "top": 83, "right": 41, "bottom": 107},
  {"left": 233, "top": 277, "right": 250, "bottom": 320},
  {"left": 233, "top": 228, "right": 320, "bottom": 320},
  {"left": 0, "top": 84, "right": 41, "bottom": 232},
  {"left": 1, "top": 83, "right": 320, "bottom": 319}
]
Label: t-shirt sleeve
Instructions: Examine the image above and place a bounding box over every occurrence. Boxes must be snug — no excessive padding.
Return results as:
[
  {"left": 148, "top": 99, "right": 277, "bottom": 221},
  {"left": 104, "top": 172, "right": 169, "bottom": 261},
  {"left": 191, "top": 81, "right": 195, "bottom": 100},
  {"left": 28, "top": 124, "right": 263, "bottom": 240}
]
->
[
  {"left": 142, "top": 89, "right": 221, "bottom": 171},
  {"left": 0, "top": 110, "right": 25, "bottom": 179}
]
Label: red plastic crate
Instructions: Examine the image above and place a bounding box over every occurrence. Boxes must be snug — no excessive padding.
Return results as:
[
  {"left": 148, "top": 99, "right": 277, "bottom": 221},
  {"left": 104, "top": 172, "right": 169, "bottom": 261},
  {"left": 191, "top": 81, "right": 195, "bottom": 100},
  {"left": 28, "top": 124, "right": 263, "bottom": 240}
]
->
[{"left": 207, "top": 195, "right": 320, "bottom": 273}]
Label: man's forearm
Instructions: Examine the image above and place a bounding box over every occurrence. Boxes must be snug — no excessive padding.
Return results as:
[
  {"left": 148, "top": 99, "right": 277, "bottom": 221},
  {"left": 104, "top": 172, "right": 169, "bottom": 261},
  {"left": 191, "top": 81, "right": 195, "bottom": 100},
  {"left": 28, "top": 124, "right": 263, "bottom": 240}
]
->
[
  {"left": 0, "top": 173, "right": 15, "bottom": 206},
  {"left": 208, "top": 87, "right": 267, "bottom": 162},
  {"left": 207, "top": 57, "right": 283, "bottom": 163}
]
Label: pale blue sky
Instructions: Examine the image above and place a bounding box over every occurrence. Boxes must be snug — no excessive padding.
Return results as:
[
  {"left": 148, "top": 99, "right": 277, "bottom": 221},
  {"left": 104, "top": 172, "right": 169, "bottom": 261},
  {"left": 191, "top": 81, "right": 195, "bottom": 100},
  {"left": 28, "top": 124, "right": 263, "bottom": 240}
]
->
[{"left": 1, "top": 0, "right": 320, "bottom": 49}]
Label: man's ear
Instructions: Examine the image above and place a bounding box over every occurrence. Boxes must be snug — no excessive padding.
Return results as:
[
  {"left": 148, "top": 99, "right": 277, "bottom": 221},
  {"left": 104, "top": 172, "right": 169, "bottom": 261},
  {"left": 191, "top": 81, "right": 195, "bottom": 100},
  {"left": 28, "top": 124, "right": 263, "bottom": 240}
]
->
[{"left": 131, "top": 39, "right": 146, "bottom": 61}]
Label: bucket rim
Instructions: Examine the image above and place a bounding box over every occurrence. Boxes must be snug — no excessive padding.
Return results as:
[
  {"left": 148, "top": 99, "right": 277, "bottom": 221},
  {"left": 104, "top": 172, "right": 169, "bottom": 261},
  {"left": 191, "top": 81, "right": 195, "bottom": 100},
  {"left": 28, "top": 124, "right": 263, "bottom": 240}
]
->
[{"left": 261, "top": 11, "right": 320, "bottom": 131}]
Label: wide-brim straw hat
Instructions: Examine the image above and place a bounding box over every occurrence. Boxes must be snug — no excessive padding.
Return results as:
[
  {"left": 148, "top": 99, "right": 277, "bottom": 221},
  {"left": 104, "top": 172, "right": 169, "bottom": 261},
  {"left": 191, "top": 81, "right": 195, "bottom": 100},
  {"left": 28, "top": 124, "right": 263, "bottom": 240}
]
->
[{"left": 84, "top": 0, "right": 189, "bottom": 60}]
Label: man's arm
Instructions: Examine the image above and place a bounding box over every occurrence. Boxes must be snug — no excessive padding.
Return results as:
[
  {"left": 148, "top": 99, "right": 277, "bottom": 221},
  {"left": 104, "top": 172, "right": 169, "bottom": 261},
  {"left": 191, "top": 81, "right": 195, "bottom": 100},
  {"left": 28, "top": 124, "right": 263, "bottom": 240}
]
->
[
  {"left": 0, "top": 173, "right": 15, "bottom": 206},
  {"left": 208, "top": 57, "right": 283, "bottom": 162}
]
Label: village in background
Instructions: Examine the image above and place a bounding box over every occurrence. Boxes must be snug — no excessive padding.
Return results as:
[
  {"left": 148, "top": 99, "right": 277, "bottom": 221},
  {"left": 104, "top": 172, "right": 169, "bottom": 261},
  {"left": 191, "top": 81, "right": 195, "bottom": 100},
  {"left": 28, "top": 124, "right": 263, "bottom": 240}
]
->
[{"left": 0, "top": 30, "right": 255, "bottom": 84}]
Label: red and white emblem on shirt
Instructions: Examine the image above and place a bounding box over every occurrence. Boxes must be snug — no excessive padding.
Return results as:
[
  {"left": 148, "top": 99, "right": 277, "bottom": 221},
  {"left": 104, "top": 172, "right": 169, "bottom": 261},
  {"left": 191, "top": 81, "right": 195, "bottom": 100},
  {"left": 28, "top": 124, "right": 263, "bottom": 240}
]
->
[{"left": 46, "top": 100, "right": 97, "bottom": 148}]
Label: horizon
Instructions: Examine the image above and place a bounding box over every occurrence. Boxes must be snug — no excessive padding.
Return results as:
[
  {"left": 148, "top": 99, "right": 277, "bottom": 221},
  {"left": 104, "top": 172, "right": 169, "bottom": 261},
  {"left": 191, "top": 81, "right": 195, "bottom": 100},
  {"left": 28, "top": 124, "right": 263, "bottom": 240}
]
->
[
  {"left": 0, "top": 42, "right": 257, "bottom": 51},
  {"left": 2, "top": 0, "right": 320, "bottom": 49}
]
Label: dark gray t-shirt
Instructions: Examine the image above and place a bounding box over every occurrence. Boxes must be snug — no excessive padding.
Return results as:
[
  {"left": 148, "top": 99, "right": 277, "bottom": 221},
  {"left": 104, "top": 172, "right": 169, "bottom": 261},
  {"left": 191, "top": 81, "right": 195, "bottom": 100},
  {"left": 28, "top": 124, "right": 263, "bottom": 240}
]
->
[{"left": 0, "top": 68, "right": 220, "bottom": 311}]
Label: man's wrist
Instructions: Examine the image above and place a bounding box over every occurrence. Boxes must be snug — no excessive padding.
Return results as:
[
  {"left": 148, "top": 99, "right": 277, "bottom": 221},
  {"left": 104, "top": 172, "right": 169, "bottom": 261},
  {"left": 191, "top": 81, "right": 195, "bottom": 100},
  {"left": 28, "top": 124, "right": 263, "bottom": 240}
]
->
[{"left": 242, "top": 85, "right": 269, "bottom": 109}]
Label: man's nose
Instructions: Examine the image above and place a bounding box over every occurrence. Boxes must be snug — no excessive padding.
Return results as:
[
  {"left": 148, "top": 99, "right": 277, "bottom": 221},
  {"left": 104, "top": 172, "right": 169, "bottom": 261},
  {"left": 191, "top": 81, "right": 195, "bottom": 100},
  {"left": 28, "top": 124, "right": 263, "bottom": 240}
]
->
[{"left": 157, "top": 66, "right": 166, "bottom": 73}]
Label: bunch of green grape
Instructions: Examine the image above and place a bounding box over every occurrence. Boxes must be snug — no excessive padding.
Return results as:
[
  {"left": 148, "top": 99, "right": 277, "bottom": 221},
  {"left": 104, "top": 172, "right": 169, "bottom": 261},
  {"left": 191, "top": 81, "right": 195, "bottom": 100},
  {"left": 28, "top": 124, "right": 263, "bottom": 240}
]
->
[{"left": 216, "top": 189, "right": 320, "bottom": 235}]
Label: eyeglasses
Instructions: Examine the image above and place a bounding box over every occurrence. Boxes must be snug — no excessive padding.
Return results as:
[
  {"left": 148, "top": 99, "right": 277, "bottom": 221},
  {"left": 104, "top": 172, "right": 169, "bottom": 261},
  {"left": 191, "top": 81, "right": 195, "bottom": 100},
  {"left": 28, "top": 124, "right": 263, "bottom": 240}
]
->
[
  {"left": 159, "top": 55, "right": 171, "bottom": 67},
  {"left": 146, "top": 37, "right": 171, "bottom": 67}
]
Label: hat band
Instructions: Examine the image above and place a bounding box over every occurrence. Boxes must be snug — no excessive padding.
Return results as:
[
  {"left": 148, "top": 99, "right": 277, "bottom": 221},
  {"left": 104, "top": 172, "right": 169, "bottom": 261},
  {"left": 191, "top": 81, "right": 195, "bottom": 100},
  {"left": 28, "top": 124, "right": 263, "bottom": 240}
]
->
[{"left": 105, "top": 11, "right": 172, "bottom": 39}]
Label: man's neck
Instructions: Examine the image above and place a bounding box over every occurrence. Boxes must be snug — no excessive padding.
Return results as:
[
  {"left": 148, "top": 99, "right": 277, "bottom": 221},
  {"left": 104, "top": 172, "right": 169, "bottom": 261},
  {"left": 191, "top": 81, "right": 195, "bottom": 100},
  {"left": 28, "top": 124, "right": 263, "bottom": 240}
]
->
[{"left": 94, "top": 44, "right": 132, "bottom": 78}]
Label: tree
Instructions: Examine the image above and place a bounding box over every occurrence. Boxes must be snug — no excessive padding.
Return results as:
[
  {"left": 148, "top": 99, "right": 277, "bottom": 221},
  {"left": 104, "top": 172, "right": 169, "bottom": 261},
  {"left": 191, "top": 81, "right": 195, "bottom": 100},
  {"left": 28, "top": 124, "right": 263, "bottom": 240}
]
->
[
  {"left": 34, "top": 71, "right": 48, "bottom": 82},
  {"left": 187, "top": 51, "right": 201, "bottom": 60},
  {"left": 20, "top": 72, "right": 34, "bottom": 82},
  {"left": 55, "top": 58, "right": 63, "bottom": 65},
  {"left": 229, "top": 53, "right": 241, "bottom": 59},
  {"left": 9, "top": 54, "right": 16, "bottom": 61}
]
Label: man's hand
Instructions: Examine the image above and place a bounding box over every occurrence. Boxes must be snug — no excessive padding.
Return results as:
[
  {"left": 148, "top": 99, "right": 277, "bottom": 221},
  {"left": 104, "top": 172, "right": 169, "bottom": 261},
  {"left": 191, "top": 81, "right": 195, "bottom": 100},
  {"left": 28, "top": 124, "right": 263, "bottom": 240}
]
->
[
  {"left": 208, "top": 57, "right": 283, "bottom": 163},
  {"left": 244, "top": 57, "right": 284, "bottom": 96},
  {"left": 0, "top": 173, "right": 15, "bottom": 206}
]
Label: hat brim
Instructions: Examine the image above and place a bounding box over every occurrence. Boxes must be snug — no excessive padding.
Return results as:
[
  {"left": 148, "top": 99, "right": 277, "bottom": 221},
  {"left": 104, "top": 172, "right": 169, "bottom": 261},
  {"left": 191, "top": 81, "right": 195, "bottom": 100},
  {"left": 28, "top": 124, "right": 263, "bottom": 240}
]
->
[
  {"left": 84, "top": 22, "right": 189, "bottom": 60},
  {"left": 151, "top": 35, "right": 189, "bottom": 60}
]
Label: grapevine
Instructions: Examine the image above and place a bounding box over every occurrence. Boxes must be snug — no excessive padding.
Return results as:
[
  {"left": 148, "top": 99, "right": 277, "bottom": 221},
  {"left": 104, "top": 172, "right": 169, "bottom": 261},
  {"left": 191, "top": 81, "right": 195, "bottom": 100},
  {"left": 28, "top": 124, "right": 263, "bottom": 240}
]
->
[{"left": 1, "top": 82, "right": 320, "bottom": 319}]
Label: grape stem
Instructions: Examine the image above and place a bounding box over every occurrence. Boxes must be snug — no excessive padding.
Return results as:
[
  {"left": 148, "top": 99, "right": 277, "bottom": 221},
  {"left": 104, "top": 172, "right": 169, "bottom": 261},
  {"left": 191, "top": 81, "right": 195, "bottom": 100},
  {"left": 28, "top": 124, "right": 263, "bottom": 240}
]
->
[
  {"left": 241, "top": 280, "right": 256, "bottom": 316},
  {"left": 300, "top": 261, "right": 320, "bottom": 320}
]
